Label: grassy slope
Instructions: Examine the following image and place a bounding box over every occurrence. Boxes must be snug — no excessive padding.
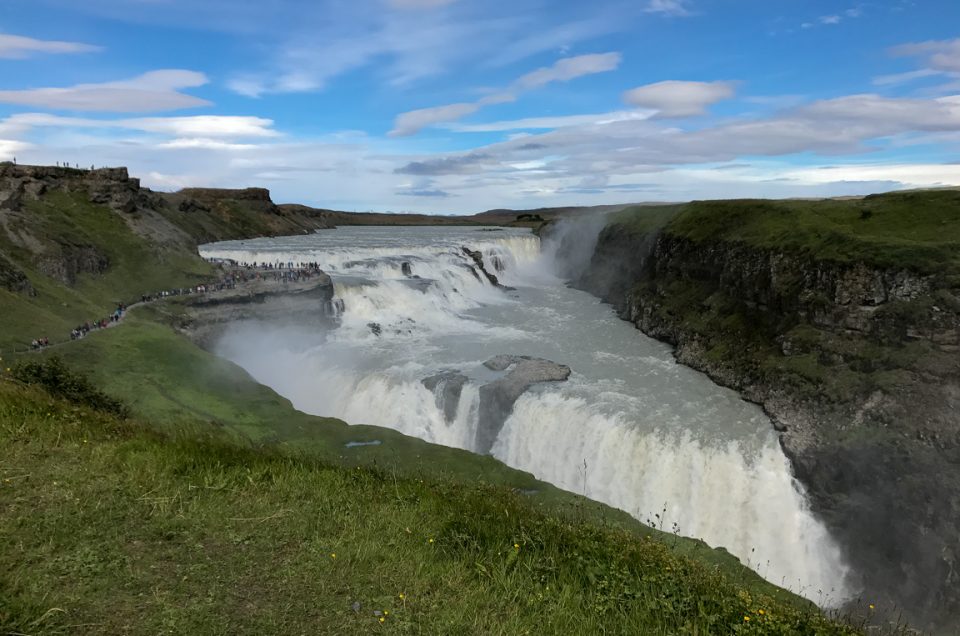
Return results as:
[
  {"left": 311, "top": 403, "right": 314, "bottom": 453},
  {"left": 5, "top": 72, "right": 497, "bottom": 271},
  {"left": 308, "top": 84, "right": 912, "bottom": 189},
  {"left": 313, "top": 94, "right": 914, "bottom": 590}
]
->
[
  {"left": 0, "top": 191, "right": 212, "bottom": 352},
  {"left": 0, "top": 379, "right": 859, "bottom": 635},
  {"left": 613, "top": 191, "right": 960, "bottom": 277}
]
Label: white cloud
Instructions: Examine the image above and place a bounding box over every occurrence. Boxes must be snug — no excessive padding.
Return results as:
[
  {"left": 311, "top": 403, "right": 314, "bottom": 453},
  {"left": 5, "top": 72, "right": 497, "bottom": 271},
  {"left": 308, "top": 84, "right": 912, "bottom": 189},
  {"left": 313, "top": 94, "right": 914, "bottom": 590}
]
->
[
  {"left": 644, "top": 0, "right": 692, "bottom": 17},
  {"left": 389, "top": 52, "right": 622, "bottom": 136},
  {"left": 444, "top": 110, "right": 653, "bottom": 132},
  {"left": 516, "top": 53, "right": 622, "bottom": 89},
  {"left": 3, "top": 113, "right": 278, "bottom": 138},
  {"left": 623, "top": 80, "right": 736, "bottom": 117},
  {"left": 227, "top": 77, "right": 268, "bottom": 98},
  {"left": 389, "top": 103, "right": 481, "bottom": 137},
  {"left": 800, "top": 7, "right": 862, "bottom": 30},
  {"left": 784, "top": 163, "right": 960, "bottom": 188},
  {"left": 0, "top": 70, "right": 211, "bottom": 113},
  {"left": 394, "top": 92, "right": 960, "bottom": 186},
  {"left": 872, "top": 69, "right": 940, "bottom": 86},
  {"left": 222, "top": 1, "right": 628, "bottom": 96},
  {"left": 0, "top": 33, "right": 100, "bottom": 59},
  {"left": 157, "top": 138, "right": 260, "bottom": 150},
  {"left": 0, "top": 139, "right": 31, "bottom": 159},
  {"left": 130, "top": 115, "right": 278, "bottom": 137},
  {"left": 893, "top": 38, "right": 960, "bottom": 74}
]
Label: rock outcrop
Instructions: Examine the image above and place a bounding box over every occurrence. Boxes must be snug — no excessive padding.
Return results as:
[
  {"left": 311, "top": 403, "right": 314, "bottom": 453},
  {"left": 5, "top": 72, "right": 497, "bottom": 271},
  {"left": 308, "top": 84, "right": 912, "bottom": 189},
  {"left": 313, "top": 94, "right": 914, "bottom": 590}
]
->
[
  {"left": 0, "top": 163, "right": 141, "bottom": 215},
  {"left": 422, "top": 371, "right": 469, "bottom": 422},
  {"left": 177, "top": 273, "right": 336, "bottom": 348},
  {"left": 476, "top": 355, "right": 571, "bottom": 453},
  {"left": 575, "top": 220, "right": 960, "bottom": 632},
  {"left": 461, "top": 247, "right": 514, "bottom": 290},
  {"left": 0, "top": 250, "right": 34, "bottom": 295}
]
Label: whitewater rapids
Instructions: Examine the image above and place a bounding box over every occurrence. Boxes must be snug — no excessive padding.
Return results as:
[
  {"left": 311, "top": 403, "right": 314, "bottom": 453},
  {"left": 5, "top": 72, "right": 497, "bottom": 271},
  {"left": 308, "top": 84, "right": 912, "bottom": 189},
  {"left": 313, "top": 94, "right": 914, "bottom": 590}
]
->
[{"left": 200, "top": 225, "right": 853, "bottom": 604}]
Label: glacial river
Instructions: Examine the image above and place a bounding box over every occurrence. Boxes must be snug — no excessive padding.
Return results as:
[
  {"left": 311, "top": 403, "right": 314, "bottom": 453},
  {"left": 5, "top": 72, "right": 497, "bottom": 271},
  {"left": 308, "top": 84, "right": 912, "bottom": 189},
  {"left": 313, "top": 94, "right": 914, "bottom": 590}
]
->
[{"left": 200, "top": 225, "right": 852, "bottom": 604}]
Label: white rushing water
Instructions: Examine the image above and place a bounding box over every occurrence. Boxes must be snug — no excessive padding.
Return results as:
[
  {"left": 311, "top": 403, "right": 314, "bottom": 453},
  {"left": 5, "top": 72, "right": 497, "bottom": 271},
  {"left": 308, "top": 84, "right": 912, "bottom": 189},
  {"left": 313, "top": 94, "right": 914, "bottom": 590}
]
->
[{"left": 200, "top": 225, "right": 853, "bottom": 604}]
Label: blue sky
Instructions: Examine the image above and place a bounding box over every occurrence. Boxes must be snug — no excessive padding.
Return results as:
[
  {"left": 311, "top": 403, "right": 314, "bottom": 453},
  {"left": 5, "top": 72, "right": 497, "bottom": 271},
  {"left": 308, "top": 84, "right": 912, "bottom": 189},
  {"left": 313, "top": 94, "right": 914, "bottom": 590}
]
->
[{"left": 1, "top": 0, "right": 959, "bottom": 212}]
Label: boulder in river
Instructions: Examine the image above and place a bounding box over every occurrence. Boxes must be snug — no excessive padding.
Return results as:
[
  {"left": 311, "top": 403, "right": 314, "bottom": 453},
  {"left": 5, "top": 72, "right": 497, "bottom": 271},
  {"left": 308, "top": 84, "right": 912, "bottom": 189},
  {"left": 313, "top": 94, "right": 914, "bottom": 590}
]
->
[
  {"left": 476, "top": 355, "right": 571, "bottom": 453},
  {"left": 422, "top": 371, "right": 469, "bottom": 423},
  {"left": 461, "top": 247, "right": 515, "bottom": 290}
]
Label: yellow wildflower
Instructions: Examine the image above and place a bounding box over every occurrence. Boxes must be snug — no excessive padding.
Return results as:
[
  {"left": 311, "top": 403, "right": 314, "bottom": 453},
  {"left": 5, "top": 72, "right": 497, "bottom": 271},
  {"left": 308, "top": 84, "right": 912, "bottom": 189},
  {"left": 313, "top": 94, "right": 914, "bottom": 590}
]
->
[
  {"left": 869, "top": 604, "right": 875, "bottom": 610},
  {"left": 399, "top": 593, "right": 405, "bottom": 600},
  {"left": 378, "top": 617, "right": 385, "bottom": 624},
  {"left": 744, "top": 616, "right": 750, "bottom": 622},
  {"left": 330, "top": 553, "right": 336, "bottom": 559},
  {"left": 428, "top": 538, "right": 434, "bottom": 543},
  {"left": 384, "top": 610, "right": 389, "bottom": 616},
  {"left": 758, "top": 609, "right": 765, "bottom": 615},
  {"left": 514, "top": 543, "right": 520, "bottom": 550}
]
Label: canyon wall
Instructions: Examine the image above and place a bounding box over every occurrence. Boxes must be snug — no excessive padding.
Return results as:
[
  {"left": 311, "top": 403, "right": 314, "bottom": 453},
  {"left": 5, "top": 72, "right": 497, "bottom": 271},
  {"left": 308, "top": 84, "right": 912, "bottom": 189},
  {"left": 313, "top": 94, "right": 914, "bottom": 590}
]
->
[{"left": 569, "top": 197, "right": 960, "bottom": 632}]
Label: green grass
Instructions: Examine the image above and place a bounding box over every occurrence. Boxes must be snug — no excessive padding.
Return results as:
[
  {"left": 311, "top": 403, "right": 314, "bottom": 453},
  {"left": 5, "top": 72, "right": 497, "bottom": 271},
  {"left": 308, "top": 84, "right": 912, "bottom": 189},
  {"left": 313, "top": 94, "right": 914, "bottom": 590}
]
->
[
  {"left": 607, "top": 204, "right": 686, "bottom": 236},
  {"left": 0, "top": 378, "right": 863, "bottom": 635},
  {"left": 0, "top": 191, "right": 213, "bottom": 352},
  {"left": 653, "top": 191, "right": 960, "bottom": 275},
  {"left": 608, "top": 191, "right": 960, "bottom": 277}
]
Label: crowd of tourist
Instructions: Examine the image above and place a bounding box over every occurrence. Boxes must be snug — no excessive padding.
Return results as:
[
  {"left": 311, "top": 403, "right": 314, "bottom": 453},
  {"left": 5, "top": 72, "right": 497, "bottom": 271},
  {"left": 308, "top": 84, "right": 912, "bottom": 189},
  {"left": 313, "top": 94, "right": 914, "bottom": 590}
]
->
[
  {"left": 69, "top": 304, "right": 126, "bottom": 341},
  {"left": 23, "top": 263, "right": 323, "bottom": 353}
]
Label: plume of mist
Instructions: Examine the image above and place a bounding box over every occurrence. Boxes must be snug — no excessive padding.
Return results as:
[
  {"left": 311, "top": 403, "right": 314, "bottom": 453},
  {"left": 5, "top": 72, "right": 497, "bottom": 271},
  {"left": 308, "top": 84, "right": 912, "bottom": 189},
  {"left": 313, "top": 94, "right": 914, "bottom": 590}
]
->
[{"left": 540, "top": 212, "right": 612, "bottom": 281}]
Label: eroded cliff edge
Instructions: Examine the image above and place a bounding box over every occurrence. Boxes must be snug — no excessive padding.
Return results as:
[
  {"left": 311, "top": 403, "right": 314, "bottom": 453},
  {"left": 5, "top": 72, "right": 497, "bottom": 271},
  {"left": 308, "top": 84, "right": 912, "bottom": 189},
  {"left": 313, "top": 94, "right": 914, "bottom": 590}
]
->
[{"left": 565, "top": 193, "right": 960, "bottom": 632}]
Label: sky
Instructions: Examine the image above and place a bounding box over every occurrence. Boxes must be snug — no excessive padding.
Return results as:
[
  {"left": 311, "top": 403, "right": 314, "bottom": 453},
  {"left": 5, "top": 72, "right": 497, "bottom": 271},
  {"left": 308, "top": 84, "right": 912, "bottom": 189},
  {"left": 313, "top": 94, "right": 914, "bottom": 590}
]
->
[{"left": 1, "top": 0, "right": 959, "bottom": 213}]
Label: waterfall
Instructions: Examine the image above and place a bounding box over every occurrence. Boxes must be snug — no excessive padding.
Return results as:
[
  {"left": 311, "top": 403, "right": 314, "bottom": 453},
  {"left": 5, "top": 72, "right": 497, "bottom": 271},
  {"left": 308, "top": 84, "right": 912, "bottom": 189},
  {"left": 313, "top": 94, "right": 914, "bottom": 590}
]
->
[{"left": 202, "top": 225, "right": 853, "bottom": 605}]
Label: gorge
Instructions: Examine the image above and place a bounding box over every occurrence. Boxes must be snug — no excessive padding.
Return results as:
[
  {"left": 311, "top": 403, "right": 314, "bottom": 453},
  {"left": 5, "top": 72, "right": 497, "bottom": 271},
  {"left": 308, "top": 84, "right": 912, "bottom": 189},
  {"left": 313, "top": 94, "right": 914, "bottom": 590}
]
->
[
  {"left": 197, "top": 226, "right": 853, "bottom": 607},
  {"left": 3, "top": 164, "right": 957, "bottom": 632}
]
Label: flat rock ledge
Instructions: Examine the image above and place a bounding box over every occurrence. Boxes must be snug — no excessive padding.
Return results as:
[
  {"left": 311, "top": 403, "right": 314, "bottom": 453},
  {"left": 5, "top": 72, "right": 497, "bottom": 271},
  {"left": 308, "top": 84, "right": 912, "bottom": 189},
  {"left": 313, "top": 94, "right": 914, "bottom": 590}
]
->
[{"left": 476, "top": 355, "right": 571, "bottom": 453}]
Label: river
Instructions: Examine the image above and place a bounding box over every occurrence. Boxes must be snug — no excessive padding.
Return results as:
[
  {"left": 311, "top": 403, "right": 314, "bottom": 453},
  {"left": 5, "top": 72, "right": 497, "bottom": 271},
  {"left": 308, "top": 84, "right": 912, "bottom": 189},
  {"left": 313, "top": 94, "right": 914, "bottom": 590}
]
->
[{"left": 199, "top": 224, "right": 852, "bottom": 605}]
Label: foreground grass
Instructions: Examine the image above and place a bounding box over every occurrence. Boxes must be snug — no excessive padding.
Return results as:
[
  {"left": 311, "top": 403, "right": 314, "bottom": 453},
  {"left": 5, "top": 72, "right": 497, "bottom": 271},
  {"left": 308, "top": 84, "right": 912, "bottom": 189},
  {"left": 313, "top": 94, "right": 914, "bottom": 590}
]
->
[{"left": 0, "top": 379, "right": 860, "bottom": 635}]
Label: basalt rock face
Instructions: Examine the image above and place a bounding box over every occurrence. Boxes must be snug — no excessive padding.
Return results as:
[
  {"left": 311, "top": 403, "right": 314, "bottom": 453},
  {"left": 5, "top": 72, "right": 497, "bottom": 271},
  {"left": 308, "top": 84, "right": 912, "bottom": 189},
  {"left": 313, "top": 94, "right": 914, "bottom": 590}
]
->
[
  {"left": 461, "top": 247, "right": 515, "bottom": 290},
  {"left": 177, "top": 273, "right": 336, "bottom": 348},
  {"left": 576, "top": 225, "right": 960, "bottom": 632},
  {"left": 36, "top": 244, "right": 110, "bottom": 285},
  {"left": 0, "top": 164, "right": 141, "bottom": 215},
  {"left": 422, "top": 371, "right": 469, "bottom": 423},
  {"left": 0, "top": 250, "right": 33, "bottom": 294},
  {"left": 476, "top": 355, "right": 571, "bottom": 454},
  {"left": 178, "top": 187, "right": 274, "bottom": 203}
]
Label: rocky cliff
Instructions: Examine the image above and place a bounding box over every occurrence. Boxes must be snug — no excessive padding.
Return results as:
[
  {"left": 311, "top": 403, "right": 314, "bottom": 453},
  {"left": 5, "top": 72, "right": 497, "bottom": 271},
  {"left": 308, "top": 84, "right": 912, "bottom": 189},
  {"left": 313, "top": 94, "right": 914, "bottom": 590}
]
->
[
  {"left": 0, "top": 163, "right": 335, "bottom": 350},
  {"left": 176, "top": 273, "right": 337, "bottom": 348},
  {"left": 569, "top": 194, "right": 960, "bottom": 632}
]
